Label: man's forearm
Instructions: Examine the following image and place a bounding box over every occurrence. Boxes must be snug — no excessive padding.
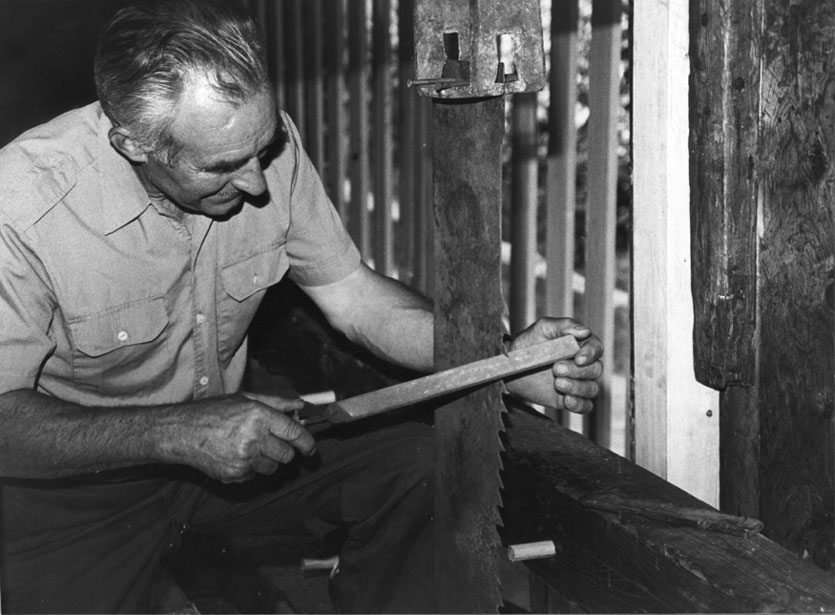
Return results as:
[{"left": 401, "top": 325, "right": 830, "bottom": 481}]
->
[
  {"left": 0, "top": 388, "right": 315, "bottom": 482},
  {"left": 0, "top": 389, "right": 172, "bottom": 479}
]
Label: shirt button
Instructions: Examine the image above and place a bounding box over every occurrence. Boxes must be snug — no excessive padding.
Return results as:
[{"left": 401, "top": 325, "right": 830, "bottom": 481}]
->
[
  {"left": 117, "top": 330, "right": 129, "bottom": 342},
  {"left": 199, "top": 376, "right": 209, "bottom": 386},
  {"left": 253, "top": 275, "right": 260, "bottom": 285},
  {"left": 195, "top": 313, "right": 205, "bottom": 325}
]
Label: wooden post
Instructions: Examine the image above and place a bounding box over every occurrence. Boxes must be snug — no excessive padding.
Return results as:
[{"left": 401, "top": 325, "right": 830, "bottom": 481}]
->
[
  {"left": 691, "top": 0, "right": 834, "bottom": 565},
  {"left": 433, "top": 97, "right": 505, "bottom": 613}
]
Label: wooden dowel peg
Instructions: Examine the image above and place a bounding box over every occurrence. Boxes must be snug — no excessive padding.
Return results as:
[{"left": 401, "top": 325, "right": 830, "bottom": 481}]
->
[
  {"left": 507, "top": 540, "right": 556, "bottom": 562},
  {"left": 299, "top": 390, "right": 337, "bottom": 405},
  {"left": 300, "top": 555, "right": 340, "bottom": 578}
]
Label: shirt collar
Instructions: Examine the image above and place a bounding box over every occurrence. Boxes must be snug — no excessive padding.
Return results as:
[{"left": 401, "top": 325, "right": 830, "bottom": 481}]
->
[{"left": 95, "top": 107, "right": 153, "bottom": 235}]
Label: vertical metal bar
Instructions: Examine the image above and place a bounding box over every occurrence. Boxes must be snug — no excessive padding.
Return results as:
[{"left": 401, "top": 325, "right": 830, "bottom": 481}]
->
[
  {"left": 307, "top": 0, "right": 325, "bottom": 172},
  {"left": 547, "top": 0, "right": 583, "bottom": 432},
  {"left": 372, "top": 0, "right": 394, "bottom": 275},
  {"left": 397, "top": 0, "right": 417, "bottom": 286},
  {"left": 325, "top": 0, "right": 347, "bottom": 218},
  {"left": 286, "top": 0, "right": 306, "bottom": 133},
  {"left": 509, "top": 92, "right": 539, "bottom": 334},
  {"left": 433, "top": 96, "right": 505, "bottom": 614},
  {"left": 415, "top": 95, "right": 434, "bottom": 296},
  {"left": 546, "top": 0, "right": 578, "bottom": 326},
  {"left": 584, "top": 0, "right": 621, "bottom": 449},
  {"left": 348, "top": 0, "right": 371, "bottom": 257},
  {"left": 271, "top": 0, "right": 286, "bottom": 110}
]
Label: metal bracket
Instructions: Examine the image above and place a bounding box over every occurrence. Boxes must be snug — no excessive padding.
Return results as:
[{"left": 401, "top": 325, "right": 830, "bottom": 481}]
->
[{"left": 412, "top": 0, "right": 545, "bottom": 98}]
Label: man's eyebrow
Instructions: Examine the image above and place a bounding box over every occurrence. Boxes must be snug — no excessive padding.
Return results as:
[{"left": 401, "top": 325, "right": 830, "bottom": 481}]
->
[{"left": 201, "top": 127, "right": 281, "bottom": 173}]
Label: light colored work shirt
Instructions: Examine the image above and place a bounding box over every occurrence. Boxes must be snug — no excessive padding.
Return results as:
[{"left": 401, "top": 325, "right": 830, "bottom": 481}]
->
[{"left": 0, "top": 102, "right": 360, "bottom": 407}]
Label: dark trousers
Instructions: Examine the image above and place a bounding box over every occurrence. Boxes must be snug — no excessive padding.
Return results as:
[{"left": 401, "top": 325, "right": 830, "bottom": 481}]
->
[{"left": 0, "top": 421, "right": 435, "bottom": 614}]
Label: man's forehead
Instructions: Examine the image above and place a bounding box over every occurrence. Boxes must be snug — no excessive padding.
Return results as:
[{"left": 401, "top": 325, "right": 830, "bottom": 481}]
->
[{"left": 169, "top": 74, "right": 277, "bottom": 160}]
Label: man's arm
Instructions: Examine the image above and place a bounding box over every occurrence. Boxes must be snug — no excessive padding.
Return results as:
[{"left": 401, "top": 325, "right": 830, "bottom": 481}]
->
[
  {"left": 0, "top": 389, "right": 314, "bottom": 481},
  {"left": 298, "top": 262, "right": 435, "bottom": 372},
  {"left": 298, "top": 262, "right": 604, "bottom": 412}
]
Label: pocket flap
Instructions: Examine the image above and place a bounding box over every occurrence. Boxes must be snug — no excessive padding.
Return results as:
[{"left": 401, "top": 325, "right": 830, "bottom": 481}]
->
[
  {"left": 69, "top": 296, "right": 168, "bottom": 358},
  {"left": 222, "top": 248, "right": 287, "bottom": 302}
]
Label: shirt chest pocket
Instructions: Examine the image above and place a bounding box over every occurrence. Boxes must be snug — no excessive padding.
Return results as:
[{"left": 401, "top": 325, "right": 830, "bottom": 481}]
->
[
  {"left": 68, "top": 296, "right": 170, "bottom": 395},
  {"left": 217, "top": 247, "right": 288, "bottom": 365}
]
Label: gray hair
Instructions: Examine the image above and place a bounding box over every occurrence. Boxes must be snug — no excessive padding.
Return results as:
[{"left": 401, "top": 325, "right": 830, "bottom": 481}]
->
[{"left": 94, "top": 0, "right": 269, "bottom": 158}]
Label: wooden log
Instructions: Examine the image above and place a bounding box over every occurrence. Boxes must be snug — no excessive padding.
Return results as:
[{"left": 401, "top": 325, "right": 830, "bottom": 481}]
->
[
  {"left": 433, "top": 97, "right": 506, "bottom": 613},
  {"left": 502, "top": 406, "right": 835, "bottom": 613}
]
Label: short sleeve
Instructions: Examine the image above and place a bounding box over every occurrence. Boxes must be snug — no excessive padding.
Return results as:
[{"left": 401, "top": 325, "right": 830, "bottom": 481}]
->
[
  {"left": 279, "top": 113, "right": 361, "bottom": 287},
  {"left": 0, "top": 217, "right": 57, "bottom": 394}
]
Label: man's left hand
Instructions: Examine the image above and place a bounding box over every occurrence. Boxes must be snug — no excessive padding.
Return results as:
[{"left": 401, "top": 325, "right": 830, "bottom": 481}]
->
[{"left": 504, "top": 317, "right": 603, "bottom": 413}]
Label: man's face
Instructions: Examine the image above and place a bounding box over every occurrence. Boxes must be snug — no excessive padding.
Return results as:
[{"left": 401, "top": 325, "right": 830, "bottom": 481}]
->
[{"left": 139, "top": 75, "right": 280, "bottom": 218}]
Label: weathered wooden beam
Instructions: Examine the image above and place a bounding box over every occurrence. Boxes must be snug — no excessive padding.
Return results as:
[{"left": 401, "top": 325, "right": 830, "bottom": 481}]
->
[
  {"left": 432, "top": 97, "right": 506, "bottom": 613},
  {"left": 689, "top": 0, "right": 759, "bottom": 388},
  {"left": 502, "top": 406, "right": 835, "bottom": 613}
]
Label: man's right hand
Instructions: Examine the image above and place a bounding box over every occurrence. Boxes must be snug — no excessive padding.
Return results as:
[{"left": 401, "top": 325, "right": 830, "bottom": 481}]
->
[{"left": 161, "top": 394, "right": 316, "bottom": 483}]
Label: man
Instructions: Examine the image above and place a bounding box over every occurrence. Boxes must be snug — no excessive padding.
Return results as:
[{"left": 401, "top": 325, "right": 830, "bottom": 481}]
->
[{"left": 0, "top": 0, "right": 603, "bottom": 612}]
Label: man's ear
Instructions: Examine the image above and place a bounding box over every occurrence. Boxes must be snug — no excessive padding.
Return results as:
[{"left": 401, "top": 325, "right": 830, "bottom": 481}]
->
[{"left": 108, "top": 127, "right": 149, "bottom": 164}]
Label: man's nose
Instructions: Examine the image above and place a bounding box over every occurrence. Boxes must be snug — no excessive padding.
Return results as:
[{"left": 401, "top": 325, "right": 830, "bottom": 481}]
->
[{"left": 231, "top": 158, "right": 267, "bottom": 195}]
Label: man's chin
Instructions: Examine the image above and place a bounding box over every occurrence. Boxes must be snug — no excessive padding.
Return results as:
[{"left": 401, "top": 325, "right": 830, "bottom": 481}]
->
[{"left": 203, "top": 195, "right": 245, "bottom": 218}]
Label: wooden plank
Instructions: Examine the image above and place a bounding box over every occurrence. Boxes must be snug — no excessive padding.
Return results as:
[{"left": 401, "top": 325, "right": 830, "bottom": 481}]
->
[
  {"left": 632, "top": 0, "right": 719, "bottom": 504},
  {"left": 509, "top": 92, "right": 539, "bottom": 334},
  {"left": 752, "top": 0, "right": 834, "bottom": 567},
  {"left": 347, "top": 0, "right": 371, "bottom": 256},
  {"left": 545, "top": 0, "right": 583, "bottom": 433},
  {"left": 502, "top": 407, "right": 835, "bottom": 613},
  {"left": 371, "top": 0, "right": 394, "bottom": 275},
  {"left": 433, "top": 97, "right": 506, "bottom": 613},
  {"left": 583, "top": 0, "right": 620, "bottom": 450}
]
